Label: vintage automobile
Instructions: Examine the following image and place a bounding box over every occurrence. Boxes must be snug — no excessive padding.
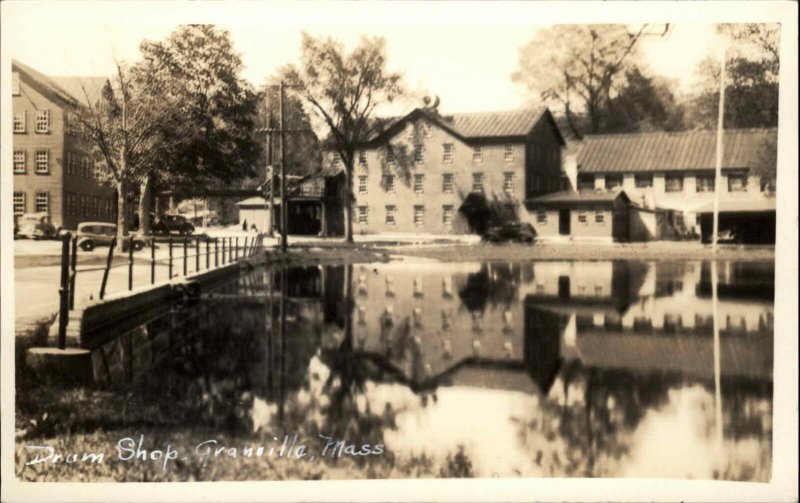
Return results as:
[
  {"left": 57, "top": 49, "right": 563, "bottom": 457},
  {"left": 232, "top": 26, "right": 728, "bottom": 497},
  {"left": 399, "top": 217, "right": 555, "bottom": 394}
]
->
[
  {"left": 152, "top": 214, "right": 195, "bottom": 236},
  {"left": 483, "top": 222, "right": 537, "bottom": 244},
  {"left": 16, "top": 212, "right": 60, "bottom": 240},
  {"left": 77, "top": 222, "right": 146, "bottom": 252}
]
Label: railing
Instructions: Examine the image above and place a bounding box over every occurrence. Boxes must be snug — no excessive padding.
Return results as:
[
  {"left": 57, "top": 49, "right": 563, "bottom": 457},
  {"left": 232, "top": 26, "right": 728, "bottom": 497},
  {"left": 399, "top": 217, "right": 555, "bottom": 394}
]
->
[{"left": 56, "top": 232, "right": 266, "bottom": 349}]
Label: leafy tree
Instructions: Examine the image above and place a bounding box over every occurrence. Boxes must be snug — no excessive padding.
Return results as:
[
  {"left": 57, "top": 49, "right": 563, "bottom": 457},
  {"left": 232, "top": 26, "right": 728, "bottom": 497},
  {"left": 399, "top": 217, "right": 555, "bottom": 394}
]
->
[
  {"left": 604, "top": 67, "right": 686, "bottom": 133},
  {"left": 513, "top": 24, "right": 668, "bottom": 136},
  {"left": 282, "top": 33, "right": 404, "bottom": 242},
  {"left": 688, "top": 23, "right": 780, "bottom": 129},
  {"left": 133, "top": 24, "right": 261, "bottom": 234},
  {"left": 69, "top": 62, "right": 184, "bottom": 243}
]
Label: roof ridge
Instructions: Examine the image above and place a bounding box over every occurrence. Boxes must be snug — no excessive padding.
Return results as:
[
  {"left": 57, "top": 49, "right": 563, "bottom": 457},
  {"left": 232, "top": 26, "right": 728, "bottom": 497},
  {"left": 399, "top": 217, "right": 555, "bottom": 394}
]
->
[{"left": 583, "top": 127, "right": 777, "bottom": 140}]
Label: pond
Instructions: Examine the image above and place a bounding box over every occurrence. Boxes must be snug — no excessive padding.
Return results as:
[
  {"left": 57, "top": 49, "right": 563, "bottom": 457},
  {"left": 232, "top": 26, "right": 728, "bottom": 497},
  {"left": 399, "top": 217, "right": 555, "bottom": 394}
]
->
[{"left": 90, "top": 258, "right": 774, "bottom": 481}]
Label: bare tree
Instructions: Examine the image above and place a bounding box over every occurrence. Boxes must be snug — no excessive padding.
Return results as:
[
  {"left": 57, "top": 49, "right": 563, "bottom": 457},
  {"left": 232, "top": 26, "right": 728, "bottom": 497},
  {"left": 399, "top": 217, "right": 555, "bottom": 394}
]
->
[
  {"left": 69, "top": 61, "right": 184, "bottom": 246},
  {"left": 282, "top": 33, "right": 404, "bottom": 242},
  {"left": 513, "top": 24, "right": 668, "bottom": 136}
]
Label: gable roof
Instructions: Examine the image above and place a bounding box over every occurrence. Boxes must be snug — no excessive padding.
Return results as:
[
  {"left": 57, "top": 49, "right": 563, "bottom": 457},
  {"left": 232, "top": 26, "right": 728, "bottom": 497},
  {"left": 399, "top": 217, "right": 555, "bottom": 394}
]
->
[
  {"left": 576, "top": 128, "right": 777, "bottom": 173},
  {"left": 364, "top": 106, "right": 565, "bottom": 146},
  {"left": 12, "top": 59, "right": 79, "bottom": 107},
  {"left": 50, "top": 77, "right": 109, "bottom": 107}
]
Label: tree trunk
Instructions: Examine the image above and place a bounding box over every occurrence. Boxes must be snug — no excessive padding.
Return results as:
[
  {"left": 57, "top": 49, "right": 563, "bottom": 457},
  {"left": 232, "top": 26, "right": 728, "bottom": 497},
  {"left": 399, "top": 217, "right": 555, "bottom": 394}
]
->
[
  {"left": 343, "top": 163, "right": 354, "bottom": 243},
  {"left": 138, "top": 175, "right": 153, "bottom": 236},
  {"left": 116, "top": 179, "right": 130, "bottom": 251}
]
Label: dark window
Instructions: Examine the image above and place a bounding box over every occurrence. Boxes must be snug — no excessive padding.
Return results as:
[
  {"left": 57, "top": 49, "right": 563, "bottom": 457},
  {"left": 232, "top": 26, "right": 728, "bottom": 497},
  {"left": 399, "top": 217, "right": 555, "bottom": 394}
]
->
[
  {"left": 635, "top": 174, "right": 653, "bottom": 188},
  {"left": 605, "top": 174, "right": 623, "bottom": 189},
  {"left": 727, "top": 170, "right": 748, "bottom": 192},
  {"left": 696, "top": 175, "right": 715, "bottom": 192},
  {"left": 665, "top": 174, "right": 684, "bottom": 192}
]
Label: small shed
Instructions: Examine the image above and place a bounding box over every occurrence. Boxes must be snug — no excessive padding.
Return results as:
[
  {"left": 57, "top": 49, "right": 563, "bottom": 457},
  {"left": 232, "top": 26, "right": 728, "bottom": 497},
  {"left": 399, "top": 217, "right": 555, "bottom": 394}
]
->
[
  {"left": 236, "top": 196, "right": 270, "bottom": 232},
  {"left": 525, "top": 190, "right": 659, "bottom": 242},
  {"left": 695, "top": 199, "right": 776, "bottom": 244}
]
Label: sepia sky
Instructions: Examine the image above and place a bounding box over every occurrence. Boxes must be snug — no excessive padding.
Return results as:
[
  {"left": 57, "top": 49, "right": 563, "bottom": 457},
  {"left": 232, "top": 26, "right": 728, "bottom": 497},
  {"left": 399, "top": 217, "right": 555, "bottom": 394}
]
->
[{"left": 4, "top": 2, "right": 728, "bottom": 113}]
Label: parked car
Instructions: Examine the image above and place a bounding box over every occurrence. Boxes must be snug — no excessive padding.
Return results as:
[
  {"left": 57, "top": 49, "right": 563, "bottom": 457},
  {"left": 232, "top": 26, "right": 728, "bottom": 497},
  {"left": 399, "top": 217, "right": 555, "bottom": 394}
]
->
[
  {"left": 77, "top": 222, "right": 146, "bottom": 252},
  {"left": 483, "top": 222, "right": 536, "bottom": 243},
  {"left": 16, "top": 212, "right": 59, "bottom": 240},
  {"left": 153, "top": 214, "right": 195, "bottom": 236}
]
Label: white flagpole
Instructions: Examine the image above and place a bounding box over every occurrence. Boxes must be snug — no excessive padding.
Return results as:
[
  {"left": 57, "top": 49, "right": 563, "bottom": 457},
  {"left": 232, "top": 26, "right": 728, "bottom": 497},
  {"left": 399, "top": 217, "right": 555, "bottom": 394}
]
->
[{"left": 712, "top": 43, "right": 727, "bottom": 252}]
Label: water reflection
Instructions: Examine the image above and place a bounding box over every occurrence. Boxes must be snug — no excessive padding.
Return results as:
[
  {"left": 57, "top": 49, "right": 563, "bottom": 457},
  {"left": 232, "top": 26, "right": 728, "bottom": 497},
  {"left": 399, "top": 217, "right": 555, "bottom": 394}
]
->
[{"left": 91, "top": 259, "right": 773, "bottom": 480}]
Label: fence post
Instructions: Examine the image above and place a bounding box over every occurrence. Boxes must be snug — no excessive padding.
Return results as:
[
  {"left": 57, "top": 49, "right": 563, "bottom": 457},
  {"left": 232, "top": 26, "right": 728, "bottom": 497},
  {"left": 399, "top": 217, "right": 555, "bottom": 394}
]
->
[
  {"left": 128, "top": 237, "right": 134, "bottom": 291},
  {"left": 196, "top": 237, "right": 200, "bottom": 272},
  {"left": 57, "top": 233, "right": 71, "bottom": 349},
  {"left": 99, "top": 237, "right": 116, "bottom": 300},
  {"left": 214, "top": 238, "right": 219, "bottom": 267},
  {"left": 151, "top": 237, "right": 156, "bottom": 284},
  {"left": 235, "top": 237, "right": 240, "bottom": 260},
  {"left": 222, "top": 238, "right": 227, "bottom": 264},
  {"left": 168, "top": 236, "right": 173, "bottom": 279},
  {"left": 206, "top": 237, "right": 210, "bottom": 270},
  {"left": 183, "top": 237, "right": 188, "bottom": 276},
  {"left": 69, "top": 236, "right": 78, "bottom": 309},
  {"left": 243, "top": 237, "right": 248, "bottom": 261}
]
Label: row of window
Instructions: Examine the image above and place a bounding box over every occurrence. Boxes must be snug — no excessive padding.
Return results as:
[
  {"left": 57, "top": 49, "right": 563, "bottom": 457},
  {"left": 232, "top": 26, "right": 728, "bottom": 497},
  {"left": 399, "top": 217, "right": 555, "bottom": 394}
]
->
[
  {"left": 13, "top": 109, "right": 50, "bottom": 134},
  {"left": 13, "top": 150, "right": 50, "bottom": 174},
  {"left": 332, "top": 144, "right": 517, "bottom": 168},
  {"left": 535, "top": 209, "right": 605, "bottom": 225},
  {"left": 12, "top": 192, "right": 49, "bottom": 215},
  {"left": 65, "top": 151, "right": 98, "bottom": 178},
  {"left": 360, "top": 172, "right": 515, "bottom": 195},
  {"left": 65, "top": 193, "right": 115, "bottom": 218},
  {"left": 357, "top": 205, "right": 456, "bottom": 227},
  {"left": 577, "top": 172, "right": 750, "bottom": 193}
]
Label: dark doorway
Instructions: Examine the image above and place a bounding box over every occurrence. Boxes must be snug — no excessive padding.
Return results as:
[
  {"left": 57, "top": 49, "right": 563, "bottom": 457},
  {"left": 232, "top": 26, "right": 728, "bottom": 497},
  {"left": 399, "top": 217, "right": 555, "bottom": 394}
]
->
[
  {"left": 559, "top": 209, "right": 571, "bottom": 235},
  {"left": 558, "top": 275, "right": 570, "bottom": 300}
]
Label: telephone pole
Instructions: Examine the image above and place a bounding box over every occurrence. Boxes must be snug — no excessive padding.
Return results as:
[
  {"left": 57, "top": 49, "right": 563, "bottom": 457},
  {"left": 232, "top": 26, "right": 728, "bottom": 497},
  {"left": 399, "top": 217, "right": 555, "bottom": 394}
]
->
[
  {"left": 279, "top": 81, "right": 288, "bottom": 252},
  {"left": 712, "top": 43, "right": 727, "bottom": 253}
]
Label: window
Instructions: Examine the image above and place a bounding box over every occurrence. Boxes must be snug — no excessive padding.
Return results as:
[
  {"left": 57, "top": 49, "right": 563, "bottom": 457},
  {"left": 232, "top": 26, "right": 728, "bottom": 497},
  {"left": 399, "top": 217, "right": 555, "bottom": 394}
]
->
[
  {"left": 503, "top": 172, "right": 515, "bottom": 194},
  {"left": 12, "top": 72, "right": 21, "bottom": 95},
  {"left": 383, "top": 174, "right": 395, "bottom": 192},
  {"left": 504, "top": 144, "right": 514, "bottom": 162},
  {"left": 578, "top": 209, "right": 587, "bottom": 224},
  {"left": 413, "top": 143, "right": 424, "bottom": 163},
  {"left": 696, "top": 174, "right": 715, "bottom": 193},
  {"left": 727, "top": 170, "right": 748, "bottom": 192},
  {"left": 577, "top": 174, "right": 595, "bottom": 191},
  {"left": 605, "top": 174, "right": 623, "bottom": 189},
  {"left": 595, "top": 208, "right": 605, "bottom": 224},
  {"left": 472, "top": 172, "right": 484, "bottom": 192},
  {"left": 536, "top": 208, "right": 547, "bottom": 224},
  {"left": 331, "top": 152, "right": 341, "bottom": 168},
  {"left": 385, "top": 205, "right": 396, "bottom": 225},
  {"left": 472, "top": 146, "right": 483, "bottom": 163},
  {"left": 35, "top": 110, "right": 50, "bottom": 133},
  {"left": 386, "top": 147, "right": 395, "bottom": 165},
  {"left": 406, "top": 123, "right": 415, "bottom": 141},
  {"left": 13, "top": 111, "right": 26, "bottom": 133},
  {"left": 414, "top": 174, "right": 425, "bottom": 194},
  {"left": 35, "top": 192, "right": 49, "bottom": 213},
  {"left": 634, "top": 173, "right": 653, "bottom": 188},
  {"left": 358, "top": 206, "right": 368, "bottom": 225},
  {"left": 443, "top": 205, "right": 454, "bottom": 226},
  {"left": 442, "top": 143, "right": 453, "bottom": 163},
  {"left": 66, "top": 193, "right": 76, "bottom": 216},
  {"left": 358, "top": 175, "right": 368, "bottom": 194},
  {"left": 13, "top": 151, "right": 26, "bottom": 173},
  {"left": 422, "top": 122, "right": 432, "bottom": 138},
  {"left": 35, "top": 150, "right": 49, "bottom": 174},
  {"left": 13, "top": 192, "right": 26, "bottom": 215},
  {"left": 80, "top": 195, "right": 88, "bottom": 216},
  {"left": 82, "top": 158, "right": 90, "bottom": 178},
  {"left": 358, "top": 150, "right": 367, "bottom": 166},
  {"left": 665, "top": 174, "right": 684, "bottom": 192},
  {"left": 413, "top": 205, "right": 425, "bottom": 227},
  {"left": 442, "top": 173, "right": 454, "bottom": 194}
]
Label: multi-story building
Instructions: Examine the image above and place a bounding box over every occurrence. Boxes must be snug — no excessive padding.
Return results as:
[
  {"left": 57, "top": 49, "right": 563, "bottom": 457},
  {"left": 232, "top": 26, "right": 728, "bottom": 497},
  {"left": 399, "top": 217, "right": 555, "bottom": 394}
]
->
[
  {"left": 11, "top": 60, "right": 115, "bottom": 231},
  {"left": 565, "top": 128, "right": 777, "bottom": 240},
  {"left": 330, "top": 107, "right": 565, "bottom": 235}
]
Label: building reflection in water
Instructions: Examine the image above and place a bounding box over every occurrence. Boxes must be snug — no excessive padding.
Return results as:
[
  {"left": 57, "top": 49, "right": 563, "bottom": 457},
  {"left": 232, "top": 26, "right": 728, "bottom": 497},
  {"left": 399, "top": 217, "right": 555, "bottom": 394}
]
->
[{"left": 91, "top": 258, "right": 774, "bottom": 480}]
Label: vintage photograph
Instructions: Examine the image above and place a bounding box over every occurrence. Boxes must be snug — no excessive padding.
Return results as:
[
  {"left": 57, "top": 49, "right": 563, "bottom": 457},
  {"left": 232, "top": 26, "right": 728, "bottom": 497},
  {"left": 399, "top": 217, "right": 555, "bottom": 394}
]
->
[{"left": 1, "top": 1, "right": 797, "bottom": 500}]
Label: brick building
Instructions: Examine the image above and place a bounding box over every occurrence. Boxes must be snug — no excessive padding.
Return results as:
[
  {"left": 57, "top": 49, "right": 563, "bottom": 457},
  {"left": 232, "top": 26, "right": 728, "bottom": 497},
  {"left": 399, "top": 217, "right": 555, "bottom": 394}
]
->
[
  {"left": 331, "top": 107, "right": 565, "bottom": 235},
  {"left": 11, "top": 60, "right": 115, "bottom": 231}
]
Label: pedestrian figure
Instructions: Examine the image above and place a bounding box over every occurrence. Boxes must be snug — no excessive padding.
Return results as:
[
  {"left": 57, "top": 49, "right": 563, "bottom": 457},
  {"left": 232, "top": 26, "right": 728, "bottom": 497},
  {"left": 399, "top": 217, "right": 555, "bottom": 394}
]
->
[
  {"left": 251, "top": 223, "right": 258, "bottom": 233},
  {"left": 242, "top": 219, "right": 248, "bottom": 232}
]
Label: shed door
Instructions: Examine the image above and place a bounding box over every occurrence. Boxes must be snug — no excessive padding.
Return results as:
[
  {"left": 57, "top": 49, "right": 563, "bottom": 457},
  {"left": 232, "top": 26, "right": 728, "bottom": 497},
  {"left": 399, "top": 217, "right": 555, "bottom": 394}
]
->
[{"left": 559, "top": 209, "right": 571, "bottom": 235}]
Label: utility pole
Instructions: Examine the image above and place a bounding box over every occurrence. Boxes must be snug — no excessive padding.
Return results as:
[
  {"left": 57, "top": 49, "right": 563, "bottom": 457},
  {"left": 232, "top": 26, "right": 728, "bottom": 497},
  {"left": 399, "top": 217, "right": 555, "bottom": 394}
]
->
[
  {"left": 265, "top": 99, "right": 274, "bottom": 237},
  {"left": 712, "top": 42, "right": 727, "bottom": 253},
  {"left": 279, "top": 82, "right": 288, "bottom": 253}
]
